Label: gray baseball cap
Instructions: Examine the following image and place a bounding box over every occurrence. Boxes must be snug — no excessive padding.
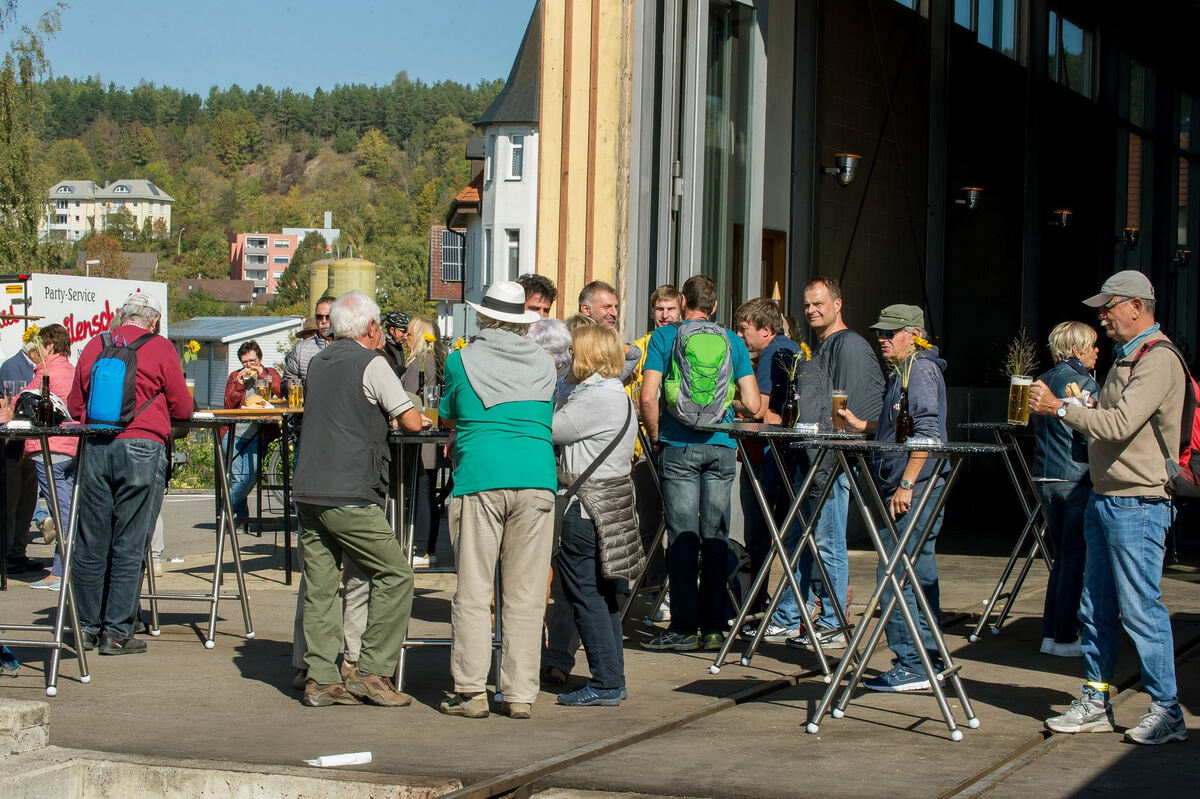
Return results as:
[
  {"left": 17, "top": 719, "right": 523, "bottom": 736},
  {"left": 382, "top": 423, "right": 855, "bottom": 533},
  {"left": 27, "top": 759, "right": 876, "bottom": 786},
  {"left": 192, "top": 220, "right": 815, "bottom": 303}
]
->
[
  {"left": 1082, "top": 270, "right": 1155, "bottom": 308},
  {"left": 123, "top": 291, "right": 162, "bottom": 317},
  {"left": 869, "top": 304, "right": 925, "bottom": 332}
]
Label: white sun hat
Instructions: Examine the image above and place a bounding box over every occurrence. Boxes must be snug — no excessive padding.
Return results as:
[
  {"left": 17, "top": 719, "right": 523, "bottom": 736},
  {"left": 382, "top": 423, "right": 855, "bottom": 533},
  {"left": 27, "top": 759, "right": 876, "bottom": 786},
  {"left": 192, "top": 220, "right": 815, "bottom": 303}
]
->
[{"left": 467, "top": 281, "right": 541, "bottom": 324}]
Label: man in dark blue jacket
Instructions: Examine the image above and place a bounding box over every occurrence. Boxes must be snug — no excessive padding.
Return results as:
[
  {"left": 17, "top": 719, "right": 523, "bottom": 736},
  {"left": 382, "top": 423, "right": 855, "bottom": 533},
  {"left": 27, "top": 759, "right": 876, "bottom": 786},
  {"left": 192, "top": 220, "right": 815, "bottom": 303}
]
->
[{"left": 839, "top": 304, "right": 949, "bottom": 692}]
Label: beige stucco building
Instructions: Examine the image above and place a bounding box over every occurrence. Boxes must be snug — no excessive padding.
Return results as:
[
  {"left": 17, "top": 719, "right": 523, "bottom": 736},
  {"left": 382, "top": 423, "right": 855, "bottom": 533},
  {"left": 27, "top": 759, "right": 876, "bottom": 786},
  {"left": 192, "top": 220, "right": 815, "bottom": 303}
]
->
[{"left": 41, "top": 179, "right": 174, "bottom": 242}]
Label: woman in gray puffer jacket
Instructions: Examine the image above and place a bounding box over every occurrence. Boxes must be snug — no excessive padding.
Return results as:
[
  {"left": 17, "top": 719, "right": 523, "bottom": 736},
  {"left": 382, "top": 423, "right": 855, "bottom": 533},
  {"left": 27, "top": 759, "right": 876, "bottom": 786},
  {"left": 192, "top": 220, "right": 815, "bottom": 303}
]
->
[{"left": 552, "top": 325, "right": 640, "bottom": 707}]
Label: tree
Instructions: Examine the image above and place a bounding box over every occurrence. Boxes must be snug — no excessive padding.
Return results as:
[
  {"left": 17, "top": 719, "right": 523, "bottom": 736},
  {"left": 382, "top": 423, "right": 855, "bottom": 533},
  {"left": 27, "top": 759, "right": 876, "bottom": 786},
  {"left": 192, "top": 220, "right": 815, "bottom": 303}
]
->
[
  {"left": 356, "top": 128, "right": 390, "bottom": 179},
  {"left": 124, "top": 120, "right": 158, "bottom": 165},
  {"left": 83, "top": 233, "right": 131, "bottom": 279},
  {"left": 332, "top": 127, "right": 357, "bottom": 154},
  {"left": 44, "top": 138, "right": 96, "bottom": 181},
  {"left": 0, "top": 7, "right": 59, "bottom": 274},
  {"left": 104, "top": 206, "right": 138, "bottom": 240}
]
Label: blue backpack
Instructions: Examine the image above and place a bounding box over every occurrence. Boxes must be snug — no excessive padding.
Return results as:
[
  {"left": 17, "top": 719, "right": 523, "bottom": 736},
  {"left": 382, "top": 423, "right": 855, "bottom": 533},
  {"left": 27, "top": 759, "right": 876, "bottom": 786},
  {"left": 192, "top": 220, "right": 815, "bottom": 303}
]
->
[{"left": 86, "top": 331, "right": 158, "bottom": 428}]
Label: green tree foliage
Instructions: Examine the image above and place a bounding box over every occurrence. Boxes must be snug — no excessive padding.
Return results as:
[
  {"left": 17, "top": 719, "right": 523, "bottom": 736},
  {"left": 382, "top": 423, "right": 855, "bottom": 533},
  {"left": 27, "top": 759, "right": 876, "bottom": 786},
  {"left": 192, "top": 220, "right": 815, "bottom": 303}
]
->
[
  {"left": 356, "top": 128, "right": 391, "bottom": 179},
  {"left": 45, "top": 138, "right": 95, "bottom": 181},
  {"left": 0, "top": 7, "right": 58, "bottom": 273},
  {"left": 331, "top": 127, "right": 357, "bottom": 154},
  {"left": 104, "top": 205, "right": 138, "bottom": 240},
  {"left": 124, "top": 120, "right": 158, "bottom": 165}
]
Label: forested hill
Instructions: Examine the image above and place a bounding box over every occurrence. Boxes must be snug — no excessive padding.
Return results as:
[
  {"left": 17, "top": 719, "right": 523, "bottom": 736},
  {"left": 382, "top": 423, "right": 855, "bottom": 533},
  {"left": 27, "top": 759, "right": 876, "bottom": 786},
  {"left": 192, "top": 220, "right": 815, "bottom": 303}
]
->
[{"left": 35, "top": 73, "right": 504, "bottom": 319}]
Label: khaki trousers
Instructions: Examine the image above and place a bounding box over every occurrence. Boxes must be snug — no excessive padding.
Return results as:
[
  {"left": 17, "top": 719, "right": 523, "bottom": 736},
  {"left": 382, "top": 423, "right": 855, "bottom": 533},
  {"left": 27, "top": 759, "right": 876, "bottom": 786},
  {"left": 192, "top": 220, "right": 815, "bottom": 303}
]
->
[
  {"left": 449, "top": 488, "right": 554, "bottom": 704},
  {"left": 297, "top": 502, "right": 414, "bottom": 685}
]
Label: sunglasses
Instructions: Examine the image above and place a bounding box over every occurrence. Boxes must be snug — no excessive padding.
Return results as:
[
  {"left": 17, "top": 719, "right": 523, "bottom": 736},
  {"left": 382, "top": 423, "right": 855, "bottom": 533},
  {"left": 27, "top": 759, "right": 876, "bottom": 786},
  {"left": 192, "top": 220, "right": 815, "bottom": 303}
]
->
[
  {"left": 874, "top": 329, "right": 899, "bottom": 339},
  {"left": 315, "top": 314, "right": 331, "bottom": 320}
]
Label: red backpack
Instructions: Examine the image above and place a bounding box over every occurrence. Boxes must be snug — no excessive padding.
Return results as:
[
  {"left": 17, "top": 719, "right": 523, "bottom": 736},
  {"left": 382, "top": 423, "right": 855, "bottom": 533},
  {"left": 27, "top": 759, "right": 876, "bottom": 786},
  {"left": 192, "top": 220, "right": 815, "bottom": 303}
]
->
[{"left": 1130, "top": 340, "right": 1200, "bottom": 498}]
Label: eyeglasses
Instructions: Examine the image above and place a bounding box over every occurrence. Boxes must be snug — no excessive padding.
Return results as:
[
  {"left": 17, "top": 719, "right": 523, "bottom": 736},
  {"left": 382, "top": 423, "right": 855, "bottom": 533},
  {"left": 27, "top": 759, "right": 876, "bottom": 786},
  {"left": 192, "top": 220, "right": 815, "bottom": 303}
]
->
[
  {"left": 315, "top": 314, "right": 331, "bottom": 320},
  {"left": 1099, "top": 297, "right": 1133, "bottom": 313},
  {"left": 874, "top": 329, "right": 898, "bottom": 339}
]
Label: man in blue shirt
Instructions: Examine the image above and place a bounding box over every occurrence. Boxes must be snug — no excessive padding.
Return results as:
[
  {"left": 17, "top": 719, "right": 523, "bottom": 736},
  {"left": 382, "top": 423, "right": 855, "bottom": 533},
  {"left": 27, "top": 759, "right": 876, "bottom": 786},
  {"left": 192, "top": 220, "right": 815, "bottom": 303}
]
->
[{"left": 638, "top": 275, "right": 760, "bottom": 651}]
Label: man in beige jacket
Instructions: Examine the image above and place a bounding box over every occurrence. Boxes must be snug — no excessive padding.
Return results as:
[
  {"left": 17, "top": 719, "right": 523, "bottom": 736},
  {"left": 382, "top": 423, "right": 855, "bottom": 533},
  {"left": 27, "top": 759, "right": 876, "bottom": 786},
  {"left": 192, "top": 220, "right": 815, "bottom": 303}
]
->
[{"left": 1029, "top": 270, "right": 1187, "bottom": 745}]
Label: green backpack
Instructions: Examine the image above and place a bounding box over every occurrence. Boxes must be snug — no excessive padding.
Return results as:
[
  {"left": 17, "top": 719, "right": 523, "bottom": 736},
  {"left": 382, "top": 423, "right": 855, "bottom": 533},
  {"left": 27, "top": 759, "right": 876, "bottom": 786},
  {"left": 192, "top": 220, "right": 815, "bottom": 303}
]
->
[{"left": 663, "top": 320, "right": 735, "bottom": 426}]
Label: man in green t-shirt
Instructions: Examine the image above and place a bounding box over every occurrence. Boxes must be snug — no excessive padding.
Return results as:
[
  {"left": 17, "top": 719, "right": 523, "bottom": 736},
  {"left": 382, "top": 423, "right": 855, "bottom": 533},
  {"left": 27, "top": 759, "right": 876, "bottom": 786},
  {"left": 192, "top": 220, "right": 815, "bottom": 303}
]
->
[{"left": 437, "top": 281, "right": 558, "bottom": 720}]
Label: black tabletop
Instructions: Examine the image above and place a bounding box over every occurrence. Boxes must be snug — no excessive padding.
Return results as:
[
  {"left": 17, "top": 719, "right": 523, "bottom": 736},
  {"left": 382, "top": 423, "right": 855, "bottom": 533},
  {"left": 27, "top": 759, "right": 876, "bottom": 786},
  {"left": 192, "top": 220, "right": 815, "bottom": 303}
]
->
[
  {"left": 959, "top": 422, "right": 1030, "bottom": 432},
  {"left": 694, "top": 422, "right": 866, "bottom": 441},
  {"left": 798, "top": 439, "right": 1008, "bottom": 455},
  {"left": 388, "top": 429, "right": 452, "bottom": 444},
  {"left": 0, "top": 423, "right": 120, "bottom": 438}
]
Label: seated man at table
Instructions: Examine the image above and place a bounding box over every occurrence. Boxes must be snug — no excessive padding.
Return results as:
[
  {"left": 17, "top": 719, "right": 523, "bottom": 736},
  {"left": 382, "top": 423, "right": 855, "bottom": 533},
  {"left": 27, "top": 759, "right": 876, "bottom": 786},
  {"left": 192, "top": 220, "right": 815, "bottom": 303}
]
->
[
  {"left": 68, "top": 292, "right": 193, "bottom": 655},
  {"left": 293, "top": 290, "right": 429, "bottom": 708},
  {"left": 838, "top": 304, "right": 949, "bottom": 691}
]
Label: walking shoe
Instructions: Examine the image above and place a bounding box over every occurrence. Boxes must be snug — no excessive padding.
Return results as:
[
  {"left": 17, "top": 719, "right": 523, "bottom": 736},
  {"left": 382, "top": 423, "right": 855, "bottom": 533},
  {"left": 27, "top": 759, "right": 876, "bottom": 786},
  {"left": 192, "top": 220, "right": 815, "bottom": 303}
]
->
[
  {"left": 5, "top": 556, "right": 44, "bottom": 574},
  {"left": 498, "top": 701, "right": 532, "bottom": 719},
  {"left": 540, "top": 664, "right": 569, "bottom": 690},
  {"left": 439, "top": 692, "right": 490, "bottom": 718},
  {"left": 302, "top": 679, "right": 360, "bottom": 707},
  {"left": 701, "top": 632, "right": 724, "bottom": 651},
  {"left": 77, "top": 630, "right": 98, "bottom": 652},
  {"left": 641, "top": 630, "right": 699, "bottom": 651},
  {"left": 291, "top": 668, "right": 309, "bottom": 691},
  {"left": 739, "top": 622, "right": 799, "bottom": 642},
  {"left": 29, "top": 576, "right": 61, "bottom": 590},
  {"left": 340, "top": 659, "right": 357, "bottom": 682},
  {"left": 864, "top": 662, "right": 930, "bottom": 692},
  {"left": 1049, "top": 638, "right": 1082, "bottom": 657},
  {"left": 652, "top": 593, "right": 671, "bottom": 622},
  {"left": 343, "top": 665, "right": 411, "bottom": 707},
  {"left": 1124, "top": 705, "right": 1187, "bottom": 745},
  {"left": 39, "top": 516, "right": 57, "bottom": 545},
  {"left": 1045, "top": 692, "right": 1114, "bottom": 734},
  {"left": 785, "top": 627, "right": 847, "bottom": 651},
  {"left": 412, "top": 553, "right": 437, "bottom": 567},
  {"left": 558, "top": 685, "right": 623, "bottom": 706},
  {"left": 1039, "top": 637, "right": 1056, "bottom": 654},
  {"left": 98, "top": 631, "right": 147, "bottom": 655}
]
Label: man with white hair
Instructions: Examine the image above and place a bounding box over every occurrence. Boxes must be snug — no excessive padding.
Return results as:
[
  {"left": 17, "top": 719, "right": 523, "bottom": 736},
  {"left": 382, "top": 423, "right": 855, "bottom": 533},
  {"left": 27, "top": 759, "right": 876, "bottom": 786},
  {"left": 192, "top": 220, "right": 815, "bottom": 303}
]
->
[
  {"left": 438, "top": 281, "right": 557, "bottom": 719},
  {"left": 293, "top": 291, "right": 429, "bottom": 708},
  {"left": 68, "top": 292, "right": 192, "bottom": 655}
]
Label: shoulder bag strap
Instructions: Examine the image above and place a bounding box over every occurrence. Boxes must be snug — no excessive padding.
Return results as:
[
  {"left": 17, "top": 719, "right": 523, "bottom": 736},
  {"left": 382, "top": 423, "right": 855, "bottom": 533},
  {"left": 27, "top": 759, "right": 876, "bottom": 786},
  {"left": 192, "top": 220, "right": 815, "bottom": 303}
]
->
[{"left": 562, "top": 399, "right": 634, "bottom": 501}]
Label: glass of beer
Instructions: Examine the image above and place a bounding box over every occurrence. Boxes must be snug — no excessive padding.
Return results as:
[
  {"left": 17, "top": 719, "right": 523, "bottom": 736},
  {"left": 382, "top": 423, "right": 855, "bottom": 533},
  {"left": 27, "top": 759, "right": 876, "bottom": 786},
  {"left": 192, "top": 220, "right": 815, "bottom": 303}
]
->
[
  {"left": 185, "top": 378, "right": 195, "bottom": 398},
  {"left": 422, "top": 385, "right": 441, "bottom": 427},
  {"left": 1007, "top": 375, "right": 1033, "bottom": 426},
  {"left": 831, "top": 390, "right": 849, "bottom": 431},
  {"left": 288, "top": 382, "right": 303, "bottom": 408}
]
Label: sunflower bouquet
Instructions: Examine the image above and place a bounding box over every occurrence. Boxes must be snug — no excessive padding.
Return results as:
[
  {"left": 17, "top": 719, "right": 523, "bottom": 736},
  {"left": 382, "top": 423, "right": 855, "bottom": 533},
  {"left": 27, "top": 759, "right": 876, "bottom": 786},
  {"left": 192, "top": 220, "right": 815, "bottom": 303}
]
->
[{"left": 893, "top": 334, "right": 932, "bottom": 388}]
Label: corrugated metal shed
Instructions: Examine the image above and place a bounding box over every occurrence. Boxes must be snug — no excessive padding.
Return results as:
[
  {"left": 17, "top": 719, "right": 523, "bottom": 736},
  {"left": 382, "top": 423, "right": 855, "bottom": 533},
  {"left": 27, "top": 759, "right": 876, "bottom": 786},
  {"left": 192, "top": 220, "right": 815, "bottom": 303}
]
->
[{"left": 167, "top": 316, "right": 303, "bottom": 408}]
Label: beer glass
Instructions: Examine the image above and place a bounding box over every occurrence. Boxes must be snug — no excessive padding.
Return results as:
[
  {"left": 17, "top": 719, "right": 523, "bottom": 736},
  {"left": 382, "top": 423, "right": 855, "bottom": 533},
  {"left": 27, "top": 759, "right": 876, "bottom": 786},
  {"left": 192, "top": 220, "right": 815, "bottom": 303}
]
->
[
  {"left": 1007, "top": 376, "right": 1033, "bottom": 426},
  {"left": 254, "top": 378, "right": 271, "bottom": 400},
  {"left": 3, "top": 380, "right": 23, "bottom": 406},
  {"left": 185, "top": 378, "right": 196, "bottom": 398},
  {"left": 422, "top": 385, "right": 441, "bottom": 427},
  {"left": 831, "top": 390, "right": 849, "bottom": 431},
  {"left": 288, "top": 382, "right": 303, "bottom": 408}
]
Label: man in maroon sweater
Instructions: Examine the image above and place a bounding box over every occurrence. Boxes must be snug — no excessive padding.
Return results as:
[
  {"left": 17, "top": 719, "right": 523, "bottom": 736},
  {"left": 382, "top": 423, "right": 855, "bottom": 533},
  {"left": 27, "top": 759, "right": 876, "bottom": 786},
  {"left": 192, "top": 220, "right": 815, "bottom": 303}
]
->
[{"left": 67, "top": 292, "right": 192, "bottom": 655}]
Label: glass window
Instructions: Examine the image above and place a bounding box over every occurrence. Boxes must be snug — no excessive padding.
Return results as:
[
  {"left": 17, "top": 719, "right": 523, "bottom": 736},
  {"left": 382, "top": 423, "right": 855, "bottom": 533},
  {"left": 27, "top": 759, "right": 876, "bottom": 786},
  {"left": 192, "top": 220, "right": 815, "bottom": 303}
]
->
[
  {"left": 954, "top": 0, "right": 972, "bottom": 27},
  {"left": 508, "top": 134, "right": 524, "bottom": 180},
  {"left": 486, "top": 134, "right": 496, "bottom": 182},
  {"left": 274, "top": 239, "right": 291, "bottom": 248},
  {"left": 1181, "top": 94, "right": 1194, "bottom": 152},
  {"left": 1129, "top": 60, "right": 1151, "bottom": 129},
  {"left": 440, "top": 229, "right": 464, "bottom": 282},
  {"left": 483, "top": 227, "right": 493, "bottom": 285},
  {"left": 505, "top": 229, "right": 520, "bottom": 280},
  {"left": 273, "top": 255, "right": 289, "bottom": 264},
  {"left": 1049, "top": 11, "right": 1094, "bottom": 98}
]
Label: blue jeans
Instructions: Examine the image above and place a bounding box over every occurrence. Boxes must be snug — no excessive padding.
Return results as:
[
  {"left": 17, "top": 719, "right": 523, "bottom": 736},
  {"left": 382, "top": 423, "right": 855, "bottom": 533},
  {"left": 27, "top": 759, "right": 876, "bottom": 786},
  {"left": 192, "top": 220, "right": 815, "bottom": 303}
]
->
[
  {"left": 1080, "top": 492, "right": 1177, "bottom": 709},
  {"left": 773, "top": 471, "right": 850, "bottom": 631},
  {"left": 34, "top": 456, "right": 75, "bottom": 579},
  {"left": 878, "top": 482, "right": 945, "bottom": 670},
  {"left": 71, "top": 438, "right": 167, "bottom": 639},
  {"left": 555, "top": 503, "right": 625, "bottom": 690},
  {"left": 1037, "top": 480, "right": 1088, "bottom": 643},
  {"left": 658, "top": 444, "right": 736, "bottom": 636},
  {"left": 228, "top": 434, "right": 260, "bottom": 520}
]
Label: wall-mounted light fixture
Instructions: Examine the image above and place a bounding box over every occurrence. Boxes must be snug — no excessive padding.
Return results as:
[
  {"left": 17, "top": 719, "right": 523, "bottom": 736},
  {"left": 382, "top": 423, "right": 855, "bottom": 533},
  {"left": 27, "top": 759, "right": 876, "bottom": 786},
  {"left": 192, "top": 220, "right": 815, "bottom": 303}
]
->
[
  {"left": 1123, "top": 227, "right": 1140, "bottom": 248},
  {"left": 823, "top": 153, "right": 861, "bottom": 187},
  {"left": 1049, "top": 209, "right": 1073, "bottom": 228},
  {"left": 954, "top": 186, "right": 983, "bottom": 211}
]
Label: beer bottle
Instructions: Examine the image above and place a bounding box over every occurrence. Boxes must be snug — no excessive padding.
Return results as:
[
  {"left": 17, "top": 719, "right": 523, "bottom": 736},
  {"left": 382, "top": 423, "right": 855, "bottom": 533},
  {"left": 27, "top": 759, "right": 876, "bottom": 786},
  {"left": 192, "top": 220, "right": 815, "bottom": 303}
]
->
[{"left": 40, "top": 375, "right": 51, "bottom": 427}]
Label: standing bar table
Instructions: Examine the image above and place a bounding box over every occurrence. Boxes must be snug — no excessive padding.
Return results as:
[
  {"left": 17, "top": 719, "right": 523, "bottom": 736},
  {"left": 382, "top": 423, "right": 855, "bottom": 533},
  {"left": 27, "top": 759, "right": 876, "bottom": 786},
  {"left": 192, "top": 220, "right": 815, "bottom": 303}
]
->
[
  {"left": 138, "top": 412, "right": 286, "bottom": 648},
  {"left": 620, "top": 427, "right": 669, "bottom": 624},
  {"left": 958, "top": 422, "right": 1053, "bottom": 641},
  {"left": 694, "top": 422, "right": 864, "bottom": 678},
  {"left": 0, "top": 423, "right": 117, "bottom": 695},
  {"left": 803, "top": 438, "right": 1005, "bottom": 741}
]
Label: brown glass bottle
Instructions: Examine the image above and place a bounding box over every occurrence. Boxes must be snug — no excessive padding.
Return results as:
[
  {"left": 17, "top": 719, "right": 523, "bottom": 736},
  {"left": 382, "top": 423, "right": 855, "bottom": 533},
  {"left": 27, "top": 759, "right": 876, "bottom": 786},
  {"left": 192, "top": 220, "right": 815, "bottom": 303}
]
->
[{"left": 894, "top": 387, "right": 914, "bottom": 442}]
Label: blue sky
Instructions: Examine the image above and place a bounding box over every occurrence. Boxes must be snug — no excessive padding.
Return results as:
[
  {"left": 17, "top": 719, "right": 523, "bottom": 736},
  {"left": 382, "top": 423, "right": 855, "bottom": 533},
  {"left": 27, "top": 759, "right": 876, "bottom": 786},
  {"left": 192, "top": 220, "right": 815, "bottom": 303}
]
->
[{"left": 3, "top": 1, "right": 534, "bottom": 94}]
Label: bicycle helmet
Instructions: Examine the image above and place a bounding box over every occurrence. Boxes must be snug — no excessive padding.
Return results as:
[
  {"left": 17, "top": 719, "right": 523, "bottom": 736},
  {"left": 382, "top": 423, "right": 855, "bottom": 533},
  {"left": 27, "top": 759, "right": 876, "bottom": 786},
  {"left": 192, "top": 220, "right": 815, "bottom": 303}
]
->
[
  {"left": 382, "top": 311, "right": 410, "bottom": 332},
  {"left": 13, "top": 389, "right": 70, "bottom": 426}
]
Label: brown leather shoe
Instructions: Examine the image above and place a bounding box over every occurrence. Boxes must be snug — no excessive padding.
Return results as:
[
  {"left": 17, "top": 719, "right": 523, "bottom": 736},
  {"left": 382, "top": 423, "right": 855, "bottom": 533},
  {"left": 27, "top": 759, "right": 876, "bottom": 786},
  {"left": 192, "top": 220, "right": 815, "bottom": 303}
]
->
[
  {"left": 499, "top": 701, "right": 532, "bottom": 719},
  {"left": 439, "top": 691, "right": 490, "bottom": 718},
  {"left": 343, "top": 666, "right": 412, "bottom": 707},
  {"left": 302, "top": 679, "right": 360, "bottom": 707}
]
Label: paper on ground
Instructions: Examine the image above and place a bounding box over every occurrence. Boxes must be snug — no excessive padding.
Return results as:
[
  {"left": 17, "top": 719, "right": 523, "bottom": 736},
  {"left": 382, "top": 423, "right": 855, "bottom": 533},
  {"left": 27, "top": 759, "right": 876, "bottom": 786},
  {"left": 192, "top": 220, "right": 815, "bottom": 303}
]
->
[{"left": 304, "top": 751, "right": 372, "bottom": 768}]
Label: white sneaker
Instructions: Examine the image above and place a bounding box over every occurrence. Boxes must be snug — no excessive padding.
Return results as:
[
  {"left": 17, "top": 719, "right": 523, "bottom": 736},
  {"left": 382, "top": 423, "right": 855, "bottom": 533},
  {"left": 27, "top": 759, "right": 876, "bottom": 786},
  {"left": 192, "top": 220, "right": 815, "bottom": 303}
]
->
[
  {"left": 739, "top": 622, "right": 799, "bottom": 643},
  {"left": 1039, "top": 637, "right": 1056, "bottom": 654},
  {"left": 652, "top": 597, "right": 671, "bottom": 623},
  {"left": 412, "top": 554, "right": 436, "bottom": 568},
  {"left": 1049, "top": 638, "right": 1082, "bottom": 657}
]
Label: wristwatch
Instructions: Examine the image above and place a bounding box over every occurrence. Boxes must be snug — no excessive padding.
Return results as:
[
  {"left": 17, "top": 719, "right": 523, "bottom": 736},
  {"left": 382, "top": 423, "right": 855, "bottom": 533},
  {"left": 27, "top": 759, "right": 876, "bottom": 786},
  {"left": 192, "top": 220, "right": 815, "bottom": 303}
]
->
[
  {"left": 1055, "top": 402, "right": 1069, "bottom": 419},
  {"left": 899, "top": 478, "right": 914, "bottom": 490}
]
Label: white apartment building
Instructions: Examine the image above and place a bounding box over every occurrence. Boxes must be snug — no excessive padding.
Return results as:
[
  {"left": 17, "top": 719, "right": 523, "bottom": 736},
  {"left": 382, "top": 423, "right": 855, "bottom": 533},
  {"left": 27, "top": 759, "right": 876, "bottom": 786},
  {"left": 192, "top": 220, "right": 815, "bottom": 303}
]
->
[{"left": 41, "top": 179, "right": 174, "bottom": 241}]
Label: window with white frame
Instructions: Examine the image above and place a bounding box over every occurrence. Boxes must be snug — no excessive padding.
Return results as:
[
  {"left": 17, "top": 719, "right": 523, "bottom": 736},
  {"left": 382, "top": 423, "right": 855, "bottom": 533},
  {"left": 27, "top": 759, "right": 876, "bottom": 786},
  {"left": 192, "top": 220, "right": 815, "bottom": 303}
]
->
[
  {"left": 273, "top": 255, "right": 289, "bottom": 264},
  {"left": 483, "top": 227, "right": 494, "bottom": 285},
  {"left": 274, "top": 239, "right": 291, "bottom": 248},
  {"left": 508, "top": 135, "right": 524, "bottom": 180},
  {"left": 441, "top": 229, "right": 464, "bottom": 282},
  {"left": 486, "top": 134, "right": 496, "bottom": 182},
  {"left": 505, "top": 229, "right": 520, "bottom": 280}
]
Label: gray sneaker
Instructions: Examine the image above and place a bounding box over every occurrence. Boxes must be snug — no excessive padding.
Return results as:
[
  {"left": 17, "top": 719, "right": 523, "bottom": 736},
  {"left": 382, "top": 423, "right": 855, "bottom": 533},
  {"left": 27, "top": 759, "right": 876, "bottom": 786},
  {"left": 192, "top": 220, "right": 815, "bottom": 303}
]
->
[
  {"left": 1124, "top": 705, "right": 1187, "bottom": 745},
  {"left": 785, "top": 627, "right": 847, "bottom": 651},
  {"left": 1045, "top": 695, "right": 1114, "bottom": 734}
]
